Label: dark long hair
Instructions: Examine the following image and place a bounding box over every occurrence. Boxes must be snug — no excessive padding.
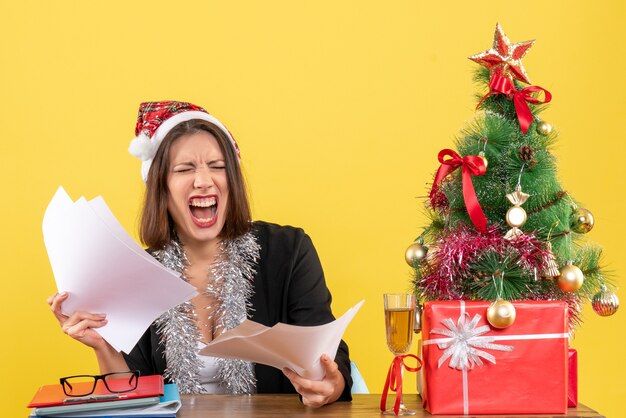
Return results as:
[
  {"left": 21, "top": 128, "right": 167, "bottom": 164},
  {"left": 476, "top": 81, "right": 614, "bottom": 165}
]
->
[{"left": 139, "top": 119, "right": 251, "bottom": 249}]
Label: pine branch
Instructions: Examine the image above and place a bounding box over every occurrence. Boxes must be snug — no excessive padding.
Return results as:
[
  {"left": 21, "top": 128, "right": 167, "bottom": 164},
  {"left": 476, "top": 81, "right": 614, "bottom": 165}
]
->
[{"left": 468, "top": 249, "right": 534, "bottom": 301}]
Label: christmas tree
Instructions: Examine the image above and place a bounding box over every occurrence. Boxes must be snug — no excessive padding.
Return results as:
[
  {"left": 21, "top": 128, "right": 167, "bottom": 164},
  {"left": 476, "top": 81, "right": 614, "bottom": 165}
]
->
[{"left": 409, "top": 23, "right": 619, "bottom": 329}]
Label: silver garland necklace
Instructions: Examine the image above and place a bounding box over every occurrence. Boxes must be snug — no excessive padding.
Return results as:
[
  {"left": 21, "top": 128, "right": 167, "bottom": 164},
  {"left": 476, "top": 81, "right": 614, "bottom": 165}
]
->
[{"left": 152, "top": 231, "right": 260, "bottom": 394}]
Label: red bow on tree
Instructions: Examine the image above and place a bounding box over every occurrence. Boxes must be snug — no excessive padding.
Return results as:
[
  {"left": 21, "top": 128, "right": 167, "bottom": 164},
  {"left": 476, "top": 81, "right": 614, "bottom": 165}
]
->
[
  {"left": 429, "top": 149, "right": 488, "bottom": 232},
  {"left": 380, "top": 354, "right": 422, "bottom": 416},
  {"left": 478, "top": 73, "right": 552, "bottom": 134}
]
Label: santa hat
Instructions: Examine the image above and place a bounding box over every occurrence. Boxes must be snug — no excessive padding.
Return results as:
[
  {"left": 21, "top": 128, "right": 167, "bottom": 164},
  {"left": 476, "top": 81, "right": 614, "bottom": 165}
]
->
[{"left": 128, "top": 101, "right": 240, "bottom": 181}]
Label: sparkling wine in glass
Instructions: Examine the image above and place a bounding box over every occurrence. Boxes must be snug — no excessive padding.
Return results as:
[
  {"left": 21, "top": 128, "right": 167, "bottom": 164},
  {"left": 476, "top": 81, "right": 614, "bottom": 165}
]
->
[{"left": 383, "top": 293, "right": 416, "bottom": 415}]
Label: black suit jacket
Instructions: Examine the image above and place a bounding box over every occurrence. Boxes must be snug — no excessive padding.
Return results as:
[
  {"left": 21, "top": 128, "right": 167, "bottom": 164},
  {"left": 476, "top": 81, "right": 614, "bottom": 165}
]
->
[{"left": 123, "top": 221, "right": 352, "bottom": 401}]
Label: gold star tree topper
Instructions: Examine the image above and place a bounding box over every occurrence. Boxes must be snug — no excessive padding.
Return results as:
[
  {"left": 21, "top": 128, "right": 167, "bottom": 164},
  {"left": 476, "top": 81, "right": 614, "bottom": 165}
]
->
[{"left": 469, "top": 23, "right": 535, "bottom": 84}]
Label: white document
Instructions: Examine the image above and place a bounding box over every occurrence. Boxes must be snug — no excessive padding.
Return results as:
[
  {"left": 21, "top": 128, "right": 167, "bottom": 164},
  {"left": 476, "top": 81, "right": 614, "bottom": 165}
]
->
[
  {"left": 199, "top": 300, "right": 365, "bottom": 380},
  {"left": 42, "top": 187, "right": 197, "bottom": 353}
]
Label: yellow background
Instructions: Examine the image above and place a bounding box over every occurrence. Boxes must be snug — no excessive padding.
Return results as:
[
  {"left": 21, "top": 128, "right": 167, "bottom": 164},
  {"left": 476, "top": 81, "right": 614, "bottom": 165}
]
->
[{"left": 2, "top": 1, "right": 624, "bottom": 416}]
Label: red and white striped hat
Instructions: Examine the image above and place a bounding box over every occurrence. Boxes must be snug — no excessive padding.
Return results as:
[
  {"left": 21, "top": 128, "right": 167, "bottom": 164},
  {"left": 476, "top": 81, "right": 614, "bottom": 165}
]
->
[{"left": 128, "top": 101, "right": 240, "bottom": 181}]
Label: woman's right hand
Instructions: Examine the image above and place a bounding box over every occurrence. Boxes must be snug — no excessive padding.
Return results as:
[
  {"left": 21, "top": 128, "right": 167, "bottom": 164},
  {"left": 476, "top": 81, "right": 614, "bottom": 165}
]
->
[{"left": 47, "top": 292, "right": 110, "bottom": 350}]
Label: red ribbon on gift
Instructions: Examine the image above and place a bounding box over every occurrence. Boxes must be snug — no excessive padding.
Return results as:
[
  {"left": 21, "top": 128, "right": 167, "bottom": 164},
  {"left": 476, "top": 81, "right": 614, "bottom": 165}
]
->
[
  {"left": 478, "top": 73, "right": 552, "bottom": 134},
  {"left": 429, "top": 149, "right": 487, "bottom": 232},
  {"left": 380, "top": 354, "right": 422, "bottom": 416}
]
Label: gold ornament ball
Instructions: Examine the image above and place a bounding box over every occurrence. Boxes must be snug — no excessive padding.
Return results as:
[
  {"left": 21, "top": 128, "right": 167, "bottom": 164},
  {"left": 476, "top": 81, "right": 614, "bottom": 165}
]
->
[
  {"left": 592, "top": 288, "right": 619, "bottom": 316},
  {"left": 478, "top": 151, "right": 488, "bottom": 169},
  {"left": 405, "top": 242, "right": 428, "bottom": 266},
  {"left": 487, "top": 300, "right": 517, "bottom": 329},
  {"left": 506, "top": 206, "right": 527, "bottom": 228},
  {"left": 536, "top": 120, "right": 553, "bottom": 136},
  {"left": 571, "top": 207, "right": 594, "bottom": 233},
  {"left": 557, "top": 263, "right": 584, "bottom": 292}
]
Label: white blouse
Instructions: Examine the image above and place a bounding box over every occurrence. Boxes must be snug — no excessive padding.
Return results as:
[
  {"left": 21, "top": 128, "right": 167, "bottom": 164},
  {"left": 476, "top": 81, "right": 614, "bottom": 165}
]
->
[{"left": 197, "top": 341, "right": 228, "bottom": 394}]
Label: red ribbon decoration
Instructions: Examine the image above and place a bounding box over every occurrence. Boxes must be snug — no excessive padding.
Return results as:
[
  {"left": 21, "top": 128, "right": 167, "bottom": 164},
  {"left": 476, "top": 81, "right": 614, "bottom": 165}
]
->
[
  {"left": 429, "top": 149, "right": 488, "bottom": 232},
  {"left": 380, "top": 354, "right": 422, "bottom": 416},
  {"left": 477, "top": 73, "right": 552, "bottom": 134}
]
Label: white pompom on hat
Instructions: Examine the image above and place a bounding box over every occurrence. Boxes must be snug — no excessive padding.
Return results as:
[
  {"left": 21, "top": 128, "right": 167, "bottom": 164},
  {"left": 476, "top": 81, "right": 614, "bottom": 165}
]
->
[{"left": 128, "top": 101, "right": 240, "bottom": 182}]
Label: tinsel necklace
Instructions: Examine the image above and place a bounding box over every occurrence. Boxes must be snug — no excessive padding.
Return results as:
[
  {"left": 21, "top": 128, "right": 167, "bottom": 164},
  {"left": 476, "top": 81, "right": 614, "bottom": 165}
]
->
[{"left": 152, "top": 231, "right": 260, "bottom": 394}]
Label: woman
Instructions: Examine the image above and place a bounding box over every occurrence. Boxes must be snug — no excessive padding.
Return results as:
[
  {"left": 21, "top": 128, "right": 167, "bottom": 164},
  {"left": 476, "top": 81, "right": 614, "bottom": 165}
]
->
[{"left": 47, "top": 101, "right": 352, "bottom": 407}]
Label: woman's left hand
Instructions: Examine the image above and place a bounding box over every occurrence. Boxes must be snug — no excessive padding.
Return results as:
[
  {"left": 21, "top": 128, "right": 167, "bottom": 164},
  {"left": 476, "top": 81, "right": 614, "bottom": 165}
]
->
[{"left": 282, "top": 354, "right": 346, "bottom": 408}]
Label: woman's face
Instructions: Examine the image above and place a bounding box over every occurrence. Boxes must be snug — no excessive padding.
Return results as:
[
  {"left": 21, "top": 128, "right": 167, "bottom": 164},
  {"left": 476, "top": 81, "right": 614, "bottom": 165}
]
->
[{"left": 166, "top": 131, "right": 229, "bottom": 248}]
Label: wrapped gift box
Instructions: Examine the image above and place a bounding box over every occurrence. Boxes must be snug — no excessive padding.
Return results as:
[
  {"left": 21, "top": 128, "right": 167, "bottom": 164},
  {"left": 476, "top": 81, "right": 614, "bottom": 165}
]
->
[
  {"left": 568, "top": 348, "right": 578, "bottom": 407},
  {"left": 421, "top": 300, "right": 568, "bottom": 415}
]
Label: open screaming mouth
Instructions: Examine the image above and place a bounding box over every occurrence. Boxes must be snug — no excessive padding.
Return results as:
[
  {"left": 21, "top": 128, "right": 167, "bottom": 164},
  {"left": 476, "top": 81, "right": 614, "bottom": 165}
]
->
[{"left": 189, "top": 196, "right": 217, "bottom": 225}]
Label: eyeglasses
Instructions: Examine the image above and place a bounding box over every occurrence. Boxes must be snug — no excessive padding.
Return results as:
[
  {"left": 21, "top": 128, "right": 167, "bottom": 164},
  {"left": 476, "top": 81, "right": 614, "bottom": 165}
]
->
[{"left": 60, "top": 371, "right": 140, "bottom": 397}]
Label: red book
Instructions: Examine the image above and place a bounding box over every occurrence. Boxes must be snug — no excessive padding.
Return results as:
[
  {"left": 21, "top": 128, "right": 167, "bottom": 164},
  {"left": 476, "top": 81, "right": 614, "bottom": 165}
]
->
[{"left": 27, "top": 375, "right": 164, "bottom": 408}]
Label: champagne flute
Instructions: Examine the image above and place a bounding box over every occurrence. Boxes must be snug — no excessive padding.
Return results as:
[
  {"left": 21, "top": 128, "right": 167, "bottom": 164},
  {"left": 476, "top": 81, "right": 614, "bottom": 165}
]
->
[{"left": 383, "top": 293, "right": 416, "bottom": 416}]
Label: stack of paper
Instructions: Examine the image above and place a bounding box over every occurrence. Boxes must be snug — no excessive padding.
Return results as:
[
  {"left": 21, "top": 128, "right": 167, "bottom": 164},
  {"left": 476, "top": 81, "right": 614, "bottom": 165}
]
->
[
  {"left": 200, "top": 300, "right": 364, "bottom": 380},
  {"left": 42, "top": 187, "right": 197, "bottom": 353},
  {"left": 29, "top": 381, "right": 181, "bottom": 418}
]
